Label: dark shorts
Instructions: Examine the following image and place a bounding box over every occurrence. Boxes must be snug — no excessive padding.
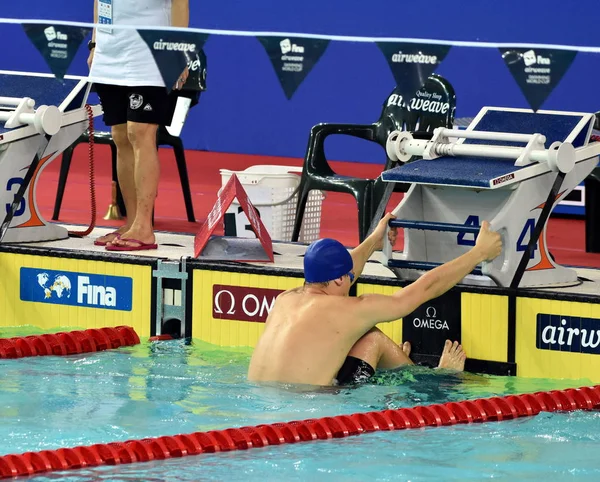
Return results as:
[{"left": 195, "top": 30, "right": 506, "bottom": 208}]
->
[
  {"left": 335, "top": 356, "right": 375, "bottom": 386},
  {"left": 94, "top": 83, "right": 178, "bottom": 127}
]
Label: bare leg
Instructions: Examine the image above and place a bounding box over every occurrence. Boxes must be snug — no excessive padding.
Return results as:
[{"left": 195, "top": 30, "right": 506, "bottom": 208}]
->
[
  {"left": 96, "top": 124, "right": 134, "bottom": 244},
  {"left": 347, "top": 328, "right": 414, "bottom": 370},
  {"left": 437, "top": 340, "right": 466, "bottom": 371},
  {"left": 110, "top": 121, "right": 159, "bottom": 248}
]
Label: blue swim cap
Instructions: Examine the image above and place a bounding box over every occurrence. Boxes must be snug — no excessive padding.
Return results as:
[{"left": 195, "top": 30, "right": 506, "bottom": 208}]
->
[{"left": 304, "top": 238, "right": 353, "bottom": 283}]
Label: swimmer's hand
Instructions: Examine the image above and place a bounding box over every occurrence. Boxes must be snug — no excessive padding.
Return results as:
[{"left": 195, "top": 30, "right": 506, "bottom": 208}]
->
[
  {"left": 370, "top": 213, "right": 398, "bottom": 250},
  {"left": 474, "top": 221, "right": 502, "bottom": 262}
]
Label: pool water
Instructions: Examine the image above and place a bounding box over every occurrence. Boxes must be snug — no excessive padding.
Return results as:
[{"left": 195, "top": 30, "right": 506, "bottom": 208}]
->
[{"left": 1, "top": 328, "right": 599, "bottom": 481}]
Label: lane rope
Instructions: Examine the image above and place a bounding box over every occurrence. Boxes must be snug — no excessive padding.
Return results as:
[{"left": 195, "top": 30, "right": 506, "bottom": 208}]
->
[
  {"left": 0, "top": 326, "right": 140, "bottom": 359},
  {"left": 0, "top": 384, "right": 598, "bottom": 478}
]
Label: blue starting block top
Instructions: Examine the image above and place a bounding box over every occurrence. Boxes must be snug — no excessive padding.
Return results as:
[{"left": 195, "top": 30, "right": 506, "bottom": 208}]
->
[
  {"left": 383, "top": 156, "right": 522, "bottom": 188},
  {"left": 0, "top": 71, "right": 86, "bottom": 135},
  {"left": 382, "top": 108, "right": 591, "bottom": 189}
]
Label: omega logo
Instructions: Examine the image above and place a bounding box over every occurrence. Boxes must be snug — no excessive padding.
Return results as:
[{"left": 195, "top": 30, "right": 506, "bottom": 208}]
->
[{"left": 412, "top": 306, "right": 450, "bottom": 330}]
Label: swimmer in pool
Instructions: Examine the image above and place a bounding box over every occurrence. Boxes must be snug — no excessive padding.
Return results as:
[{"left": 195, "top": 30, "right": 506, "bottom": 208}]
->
[{"left": 248, "top": 213, "right": 502, "bottom": 386}]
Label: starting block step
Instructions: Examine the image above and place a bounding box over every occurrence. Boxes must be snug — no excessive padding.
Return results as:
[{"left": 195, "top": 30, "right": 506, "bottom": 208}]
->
[
  {"left": 389, "top": 219, "right": 480, "bottom": 234},
  {"left": 388, "top": 259, "right": 483, "bottom": 276}
]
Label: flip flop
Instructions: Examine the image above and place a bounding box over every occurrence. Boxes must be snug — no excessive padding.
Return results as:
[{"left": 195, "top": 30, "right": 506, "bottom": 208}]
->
[
  {"left": 94, "top": 232, "right": 121, "bottom": 247},
  {"left": 105, "top": 238, "right": 158, "bottom": 252}
]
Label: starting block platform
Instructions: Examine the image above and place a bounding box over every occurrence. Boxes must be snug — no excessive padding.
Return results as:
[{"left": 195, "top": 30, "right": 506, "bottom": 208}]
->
[
  {"left": 0, "top": 70, "right": 102, "bottom": 244},
  {"left": 382, "top": 107, "right": 600, "bottom": 288}
]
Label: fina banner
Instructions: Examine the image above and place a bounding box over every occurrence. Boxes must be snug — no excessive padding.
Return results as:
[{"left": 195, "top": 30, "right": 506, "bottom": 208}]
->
[
  {"left": 500, "top": 48, "right": 578, "bottom": 112},
  {"left": 258, "top": 36, "right": 330, "bottom": 100},
  {"left": 22, "top": 24, "right": 90, "bottom": 80},
  {"left": 138, "top": 30, "right": 209, "bottom": 92},
  {"left": 377, "top": 42, "right": 451, "bottom": 103}
]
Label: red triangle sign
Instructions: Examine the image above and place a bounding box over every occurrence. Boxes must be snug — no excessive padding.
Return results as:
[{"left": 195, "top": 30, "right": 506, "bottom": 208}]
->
[{"left": 194, "top": 174, "right": 274, "bottom": 262}]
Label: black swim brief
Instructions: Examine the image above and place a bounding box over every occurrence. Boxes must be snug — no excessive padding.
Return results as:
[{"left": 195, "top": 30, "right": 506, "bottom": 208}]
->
[{"left": 335, "top": 356, "right": 375, "bottom": 385}]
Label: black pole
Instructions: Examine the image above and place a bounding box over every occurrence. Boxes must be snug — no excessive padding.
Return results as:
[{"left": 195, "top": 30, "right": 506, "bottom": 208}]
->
[{"left": 510, "top": 171, "right": 566, "bottom": 289}]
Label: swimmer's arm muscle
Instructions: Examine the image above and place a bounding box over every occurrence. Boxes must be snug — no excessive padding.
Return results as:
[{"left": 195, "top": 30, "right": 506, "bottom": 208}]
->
[{"left": 353, "top": 247, "right": 486, "bottom": 328}]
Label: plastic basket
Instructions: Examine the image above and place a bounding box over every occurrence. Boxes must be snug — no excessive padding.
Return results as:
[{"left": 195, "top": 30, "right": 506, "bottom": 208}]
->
[{"left": 220, "top": 165, "right": 324, "bottom": 243}]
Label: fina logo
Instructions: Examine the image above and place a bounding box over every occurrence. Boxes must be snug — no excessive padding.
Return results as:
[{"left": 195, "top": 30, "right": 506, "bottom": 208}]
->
[
  {"left": 20, "top": 268, "right": 132, "bottom": 311},
  {"left": 412, "top": 306, "right": 450, "bottom": 330},
  {"left": 44, "top": 26, "right": 67, "bottom": 42},
  {"left": 522, "top": 49, "right": 551, "bottom": 67},
  {"left": 280, "top": 38, "right": 304, "bottom": 55}
]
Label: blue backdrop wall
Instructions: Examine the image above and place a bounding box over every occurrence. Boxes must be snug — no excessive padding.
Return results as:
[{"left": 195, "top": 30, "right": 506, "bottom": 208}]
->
[{"left": 2, "top": 1, "right": 599, "bottom": 164}]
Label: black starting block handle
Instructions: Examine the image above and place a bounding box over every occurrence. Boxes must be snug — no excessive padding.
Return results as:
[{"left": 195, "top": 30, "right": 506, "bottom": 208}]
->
[
  {"left": 389, "top": 220, "right": 481, "bottom": 234},
  {"left": 388, "top": 259, "right": 483, "bottom": 276}
]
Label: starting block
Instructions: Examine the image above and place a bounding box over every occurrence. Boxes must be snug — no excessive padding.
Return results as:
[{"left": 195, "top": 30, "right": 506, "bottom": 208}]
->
[
  {"left": 0, "top": 70, "right": 102, "bottom": 244},
  {"left": 381, "top": 107, "right": 600, "bottom": 288}
]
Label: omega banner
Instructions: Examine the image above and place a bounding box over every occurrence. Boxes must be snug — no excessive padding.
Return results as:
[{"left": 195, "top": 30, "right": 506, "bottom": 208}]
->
[
  {"left": 212, "top": 284, "right": 284, "bottom": 323},
  {"left": 23, "top": 24, "right": 91, "bottom": 80},
  {"left": 138, "top": 30, "right": 209, "bottom": 93},
  {"left": 377, "top": 42, "right": 452, "bottom": 104},
  {"left": 499, "top": 48, "right": 578, "bottom": 112},
  {"left": 402, "top": 290, "right": 461, "bottom": 364},
  {"left": 258, "top": 36, "right": 330, "bottom": 100}
]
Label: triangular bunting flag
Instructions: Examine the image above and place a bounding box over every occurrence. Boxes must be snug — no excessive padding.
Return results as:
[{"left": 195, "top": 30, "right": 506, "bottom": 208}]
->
[
  {"left": 22, "top": 24, "right": 90, "bottom": 80},
  {"left": 138, "top": 30, "right": 209, "bottom": 93},
  {"left": 258, "top": 36, "right": 330, "bottom": 100},
  {"left": 377, "top": 42, "right": 451, "bottom": 104},
  {"left": 194, "top": 174, "right": 274, "bottom": 262},
  {"left": 499, "top": 48, "right": 578, "bottom": 112}
]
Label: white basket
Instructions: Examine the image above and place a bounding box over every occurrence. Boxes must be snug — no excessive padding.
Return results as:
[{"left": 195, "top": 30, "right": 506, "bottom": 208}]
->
[{"left": 220, "top": 165, "right": 324, "bottom": 243}]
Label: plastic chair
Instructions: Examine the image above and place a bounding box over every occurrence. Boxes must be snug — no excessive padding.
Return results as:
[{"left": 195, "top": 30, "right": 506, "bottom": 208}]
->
[
  {"left": 291, "top": 74, "right": 456, "bottom": 243},
  {"left": 52, "top": 92, "right": 199, "bottom": 223}
]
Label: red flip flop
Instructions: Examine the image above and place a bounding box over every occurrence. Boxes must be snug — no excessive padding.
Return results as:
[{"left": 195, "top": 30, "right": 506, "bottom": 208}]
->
[
  {"left": 94, "top": 232, "right": 121, "bottom": 247},
  {"left": 105, "top": 238, "right": 158, "bottom": 252}
]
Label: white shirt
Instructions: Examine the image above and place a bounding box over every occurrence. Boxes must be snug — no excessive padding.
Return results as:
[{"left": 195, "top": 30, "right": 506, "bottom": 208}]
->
[{"left": 89, "top": 0, "right": 172, "bottom": 87}]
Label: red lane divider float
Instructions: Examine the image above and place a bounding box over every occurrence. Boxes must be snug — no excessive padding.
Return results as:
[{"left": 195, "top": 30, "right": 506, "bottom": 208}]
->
[
  {"left": 1, "top": 385, "right": 599, "bottom": 479},
  {"left": 0, "top": 326, "right": 140, "bottom": 359}
]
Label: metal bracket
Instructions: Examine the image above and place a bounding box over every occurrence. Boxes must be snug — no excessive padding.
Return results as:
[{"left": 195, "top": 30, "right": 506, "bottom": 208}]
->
[{"left": 152, "top": 258, "right": 189, "bottom": 338}]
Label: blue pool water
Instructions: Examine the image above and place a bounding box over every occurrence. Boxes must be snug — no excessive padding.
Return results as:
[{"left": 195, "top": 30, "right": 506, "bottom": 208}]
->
[{"left": 1, "top": 333, "right": 599, "bottom": 481}]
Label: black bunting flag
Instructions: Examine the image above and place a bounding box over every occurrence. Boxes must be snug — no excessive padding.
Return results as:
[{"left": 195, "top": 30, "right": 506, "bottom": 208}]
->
[
  {"left": 258, "top": 36, "right": 330, "bottom": 100},
  {"left": 23, "top": 24, "right": 91, "bottom": 81},
  {"left": 499, "top": 48, "right": 578, "bottom": 112},
  {"left": 377, "top": 42, "right": 451, "bottom": 104}
]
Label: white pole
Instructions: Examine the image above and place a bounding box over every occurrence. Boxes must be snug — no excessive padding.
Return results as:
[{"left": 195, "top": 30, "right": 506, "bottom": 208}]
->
[
  {"left": 436, "top": 127, "right": 543, "bottom": 144},
  {"left": 401, "top": 139, "right": 557, "bottom": 164}
]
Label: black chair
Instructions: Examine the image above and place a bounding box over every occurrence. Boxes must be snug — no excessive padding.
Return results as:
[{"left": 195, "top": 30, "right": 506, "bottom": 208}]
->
[{"left": 291, "top": 74, "right": 456, "bottom": 243}]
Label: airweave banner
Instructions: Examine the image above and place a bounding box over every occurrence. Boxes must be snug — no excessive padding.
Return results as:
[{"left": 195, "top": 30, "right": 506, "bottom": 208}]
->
[
  {"left": 23, "top": 24, "right": 90, "bottom": 80},
  {"left": 500, "top": 48, "right": 577, "bottom": 112},
  {"left": 377, "top": 42, "right": 451, "bottom": 103},
  {"left": 138, "top": 30, "right": 209, "bottom": 92},
  {"left": 258, "top": 36, "right": 330, "bottom": 100}
]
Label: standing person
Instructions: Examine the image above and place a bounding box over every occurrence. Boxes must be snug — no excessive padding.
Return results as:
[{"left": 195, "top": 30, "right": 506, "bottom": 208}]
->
[
  {"left": 248, "top": 214, "right": 502, "bottom": 386},
  {"left": 88, "top": 0, "right": 190, "bottom": 251}
]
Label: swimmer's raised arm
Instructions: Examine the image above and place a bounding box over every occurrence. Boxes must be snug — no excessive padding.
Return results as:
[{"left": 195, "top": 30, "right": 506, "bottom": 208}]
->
[
  {"left": 350, "top": 221, "right": 502, "bottom": 331},
  {"left": 349, "top": 213, "right": 397, "bottom": 284}
]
